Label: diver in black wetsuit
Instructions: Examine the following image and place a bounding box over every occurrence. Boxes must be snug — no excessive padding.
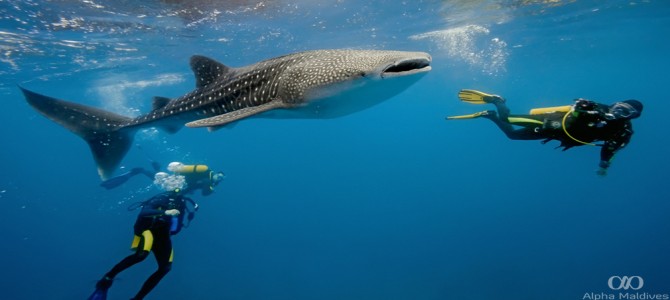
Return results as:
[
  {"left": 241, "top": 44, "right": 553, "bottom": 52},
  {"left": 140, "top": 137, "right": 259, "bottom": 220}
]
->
[
  {"left": 91, "top": 191, "right": 192, "bottom": 300},
  {"left": 88, "top": 163, "right": 224, "bottom": 300},
  {"left": 447, "top": 89, "right": 643, "bottom": 176}
]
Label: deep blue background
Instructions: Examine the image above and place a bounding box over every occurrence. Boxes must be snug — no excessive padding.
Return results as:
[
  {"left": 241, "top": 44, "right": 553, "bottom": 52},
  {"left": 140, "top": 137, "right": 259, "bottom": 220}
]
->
[{"left": 1, "top": 1, "right": 669, "bottom": 299}]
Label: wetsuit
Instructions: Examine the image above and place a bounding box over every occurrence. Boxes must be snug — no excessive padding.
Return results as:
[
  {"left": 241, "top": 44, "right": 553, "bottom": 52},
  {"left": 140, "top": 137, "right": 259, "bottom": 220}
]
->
[
  {"left": 485, "top": 99, "right": 634, "bottom": 171},
  {"left": 100, "top": 191, "right": 194, "bottom": 300}
]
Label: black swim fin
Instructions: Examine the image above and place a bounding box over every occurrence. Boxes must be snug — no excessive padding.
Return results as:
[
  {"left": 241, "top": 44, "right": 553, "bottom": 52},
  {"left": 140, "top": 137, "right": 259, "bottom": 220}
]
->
[
  {"left": 99, "top": 170, "right": 135, "bottom": 189},
  {"left": 87, "top": 277, "right": 112, "bottom": 300},
  {"left": 87, "top": 288, "right": 108, "bottom": 300}
]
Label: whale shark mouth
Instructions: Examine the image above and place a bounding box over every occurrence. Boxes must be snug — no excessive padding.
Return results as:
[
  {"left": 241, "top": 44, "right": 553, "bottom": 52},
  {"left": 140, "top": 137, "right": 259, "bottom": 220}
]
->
[{"left": 381, "top": 57, "right": 432, "bottom": 78}]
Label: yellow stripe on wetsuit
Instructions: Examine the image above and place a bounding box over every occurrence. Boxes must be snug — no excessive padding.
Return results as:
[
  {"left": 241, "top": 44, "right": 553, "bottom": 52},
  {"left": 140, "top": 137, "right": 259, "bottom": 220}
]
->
[
  {"left": 130, "top": 230, "right": 154, "bottom": 252},
  {"left": 507, "top": 117, "right": 544, "bottom": 125},
  {"left": 130, "top": 230, "right": 174, "bottom": 262}
]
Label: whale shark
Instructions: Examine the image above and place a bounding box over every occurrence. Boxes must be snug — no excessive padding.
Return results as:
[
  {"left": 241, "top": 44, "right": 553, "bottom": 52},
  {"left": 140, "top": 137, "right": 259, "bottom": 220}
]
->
[{"left": 20, "top": 49, "right": 432, "bottom": 179}]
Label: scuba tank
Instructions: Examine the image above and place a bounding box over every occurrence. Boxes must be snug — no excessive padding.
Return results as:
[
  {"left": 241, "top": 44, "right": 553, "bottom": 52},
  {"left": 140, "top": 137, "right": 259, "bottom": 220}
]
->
[
  {"left": 529, "top": 105, "right": 571, "bottom": 115},
  {"left": 169, "top": 163, "right": 215, "bottom": 193},
  {"left": 166, "top": 192, "right": 182, "bottom": 234},
  {"left": 170, "top": 216, "right": 179, "bottom": 234},
  {"left": 170, "top": 163, "right": 210, "bottom": 175},
  {"left": 170, "top": 163, "right": 211, "bottom": 183}
]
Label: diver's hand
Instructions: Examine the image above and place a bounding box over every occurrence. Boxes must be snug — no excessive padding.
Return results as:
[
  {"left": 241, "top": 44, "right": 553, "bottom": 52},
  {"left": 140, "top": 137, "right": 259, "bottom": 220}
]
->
[
  {"left": 165, "top": 209, "right": 180, "bottom": 216},
  {"left": 597, "top": 161, "right": 610, "bottom": 177}
]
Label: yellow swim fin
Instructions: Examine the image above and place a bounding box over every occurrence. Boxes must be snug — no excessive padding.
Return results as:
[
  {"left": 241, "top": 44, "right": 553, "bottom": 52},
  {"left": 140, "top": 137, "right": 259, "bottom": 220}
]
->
[
  {"left": 458, "top": 89, "right": 493, "bottom": 104},
  {"left": 446, "top": 110, "right": 492, "bottom": 120},
  {"left": 457, "top": 89, "right": 502, "bottom": 104}
]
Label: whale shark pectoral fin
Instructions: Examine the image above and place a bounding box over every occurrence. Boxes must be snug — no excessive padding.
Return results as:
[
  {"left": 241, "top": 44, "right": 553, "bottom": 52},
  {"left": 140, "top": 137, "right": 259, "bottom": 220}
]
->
[{"left": 185, "top": 100, "right": 288, "bottom": 129}]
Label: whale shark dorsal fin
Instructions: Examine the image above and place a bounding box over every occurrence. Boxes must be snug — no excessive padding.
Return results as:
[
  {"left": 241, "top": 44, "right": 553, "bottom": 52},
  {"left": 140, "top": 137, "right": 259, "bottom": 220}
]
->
[
  {"left": 152, "top": 96, "right": 172, "bottom": 111},
  {"left": 185, "top": 100, "right": 288, "bottom": 129},
  {"left": 190, "top": 55, "right": 233, "bottom": 88}
]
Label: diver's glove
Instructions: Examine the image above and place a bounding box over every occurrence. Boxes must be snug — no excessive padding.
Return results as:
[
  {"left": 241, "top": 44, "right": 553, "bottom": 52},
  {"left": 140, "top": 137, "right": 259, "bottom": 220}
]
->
[
  {"left": 596, "top": 167, "right": 608, "bottom": 177},
  {"left": 596, "top": 161, "right": 610, "bottom": 177},
  {"left": 165, "top": 209, "right": 181, "bottom": 216}
]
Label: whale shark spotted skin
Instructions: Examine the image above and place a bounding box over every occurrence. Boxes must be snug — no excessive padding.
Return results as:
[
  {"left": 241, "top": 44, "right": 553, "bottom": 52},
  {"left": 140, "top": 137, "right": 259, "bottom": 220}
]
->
[{"left": 21, "top": 49, "right": 431, "bottom": 179}]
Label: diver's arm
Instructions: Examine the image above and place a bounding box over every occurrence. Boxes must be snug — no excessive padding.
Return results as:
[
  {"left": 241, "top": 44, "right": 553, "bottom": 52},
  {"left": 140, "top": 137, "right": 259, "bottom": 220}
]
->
[
  {"left": 597, "top": 124, "right": 633, "bottom": 175},
  {"left": 137, "top": 195, "right": 171, "bottom": 218},
  {"left": 597, "top": 146, "right": 614, "bottom": 176},
  {"left": 138, "top": 207, "right": 180, "bottom": 218},
  {"left": 138, "top": 207, "right": 166, "bottom": 218}
]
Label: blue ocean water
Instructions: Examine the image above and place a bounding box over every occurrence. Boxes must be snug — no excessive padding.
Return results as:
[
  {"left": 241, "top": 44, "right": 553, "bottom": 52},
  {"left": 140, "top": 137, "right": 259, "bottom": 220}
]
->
[{"left": 1, "top": 0, "right": 669, "bottom": 299}]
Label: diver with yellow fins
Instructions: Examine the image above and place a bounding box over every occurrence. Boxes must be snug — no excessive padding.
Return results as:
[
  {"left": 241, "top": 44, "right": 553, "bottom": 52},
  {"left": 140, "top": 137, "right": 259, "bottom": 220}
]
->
[
  {"left": 88, "top": 162, "right": 224, "bottom": 300},
  {"left": 447, "top": 89, "right": 643, "bottom": 176}
]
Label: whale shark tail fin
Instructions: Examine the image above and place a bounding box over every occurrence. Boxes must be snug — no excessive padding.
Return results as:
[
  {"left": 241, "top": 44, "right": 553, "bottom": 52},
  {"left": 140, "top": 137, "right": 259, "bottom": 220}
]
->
[{"left": 19, "top": 87, "right": 135, "bottom": 180}]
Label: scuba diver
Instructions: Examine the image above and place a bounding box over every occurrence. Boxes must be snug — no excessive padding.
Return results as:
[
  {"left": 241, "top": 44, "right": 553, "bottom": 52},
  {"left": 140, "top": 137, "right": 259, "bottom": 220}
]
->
[
  {"left": 165, "top": 162, "right": 224, "bottom": 196},
  {"left": 447, "top": 89, "right": 643, "bottom": 176},
  {"left": 88, "top": 162, "right": 224, "bottom": 300},
  {"left": 100, "top": 159, "right": 224, "bottom": 193}
]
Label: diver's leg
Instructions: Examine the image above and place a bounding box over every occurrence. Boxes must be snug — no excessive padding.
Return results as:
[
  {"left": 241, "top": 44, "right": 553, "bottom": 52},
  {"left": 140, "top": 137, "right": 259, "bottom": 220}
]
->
[
  {"left": 103, "top": 249, "right": 150, "bottom": 279},
  {"left": 96, "top": 232, "right": 152, "bottom": 290},
  {"left": 498, "top": 126, "right": 544, "bottom": 140},
  {"left": 483, "top": 112, "right": 545, "bottom": 140},
  {"left": 104, "top": 233, "right": 152, "bottom": 278},
  {"left": 132, "top": 229, "right": 173, "bottom": 300},
  {"left": 485, "top": 99, "right": 520, "bottom": 135},
  {"left": 491, "top": 100, "right": 511, "bottom": 120},
  {"left": 139, "top": 168, "right": 155, "bottom": 179}
]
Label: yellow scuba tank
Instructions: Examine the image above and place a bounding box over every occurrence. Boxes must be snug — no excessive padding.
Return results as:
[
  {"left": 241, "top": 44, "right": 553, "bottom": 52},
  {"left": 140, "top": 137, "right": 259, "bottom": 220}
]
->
[
  {"left": 172, "top": 164, "right": 212, "bottom": 188},
  {"left": 173, "top": 164, "right": 209, "bottom": 174},
  {"left": 529, "top": 105, "right": 572, "bottom": 115}
]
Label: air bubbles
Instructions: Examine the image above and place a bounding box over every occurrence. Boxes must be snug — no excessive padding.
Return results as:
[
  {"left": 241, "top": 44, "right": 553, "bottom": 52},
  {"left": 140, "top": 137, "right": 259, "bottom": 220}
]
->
[
  {"left": 153, "top": 172, "right": 187, "bottom": 192},
  {"left": 410, "top": 25, "right": 508, "bottom": 76}
]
